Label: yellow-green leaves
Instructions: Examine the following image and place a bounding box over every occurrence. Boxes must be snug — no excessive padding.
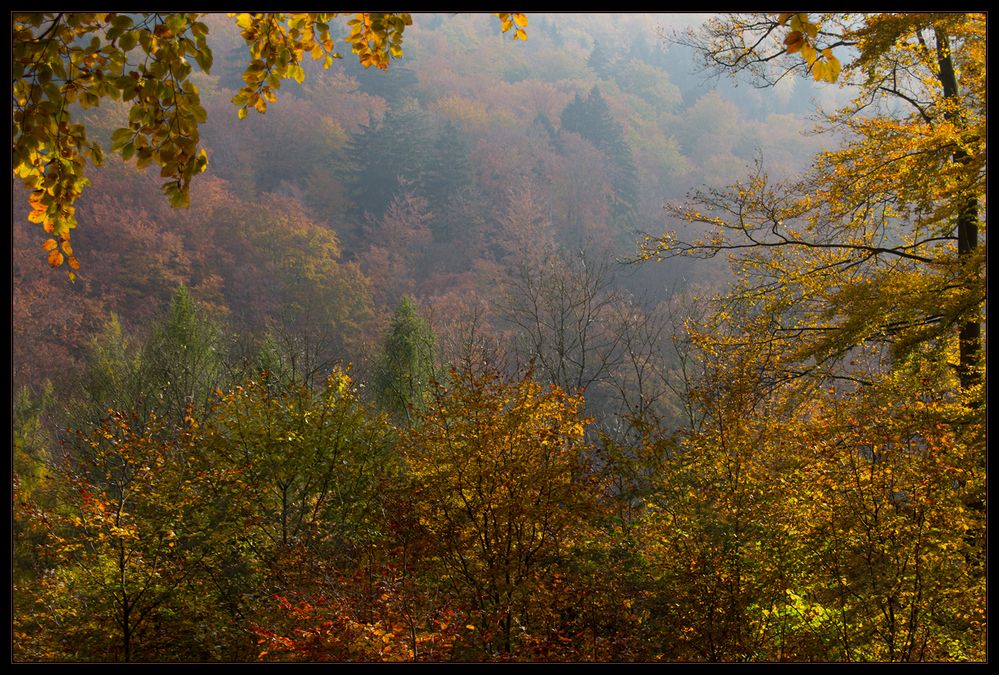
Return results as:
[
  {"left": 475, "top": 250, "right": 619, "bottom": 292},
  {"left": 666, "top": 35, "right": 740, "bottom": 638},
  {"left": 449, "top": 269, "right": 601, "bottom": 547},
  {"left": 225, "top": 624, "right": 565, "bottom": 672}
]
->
[{"left": 13, "top": 12, "right": 214, "bottom": 277}]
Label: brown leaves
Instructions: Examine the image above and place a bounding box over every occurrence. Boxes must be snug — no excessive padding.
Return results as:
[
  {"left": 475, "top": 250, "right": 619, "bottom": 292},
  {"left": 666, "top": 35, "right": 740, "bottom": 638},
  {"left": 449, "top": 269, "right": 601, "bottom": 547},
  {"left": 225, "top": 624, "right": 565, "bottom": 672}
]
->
[{"left": 783, "top": 31, "right": 805, "bottom": 54}]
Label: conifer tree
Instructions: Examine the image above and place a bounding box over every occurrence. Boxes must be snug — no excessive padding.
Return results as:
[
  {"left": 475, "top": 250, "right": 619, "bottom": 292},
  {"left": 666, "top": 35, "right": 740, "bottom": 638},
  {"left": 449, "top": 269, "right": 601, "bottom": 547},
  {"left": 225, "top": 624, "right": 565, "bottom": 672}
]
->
[{"left": 374, "top": 295, "right": 436, "bottom": 424}]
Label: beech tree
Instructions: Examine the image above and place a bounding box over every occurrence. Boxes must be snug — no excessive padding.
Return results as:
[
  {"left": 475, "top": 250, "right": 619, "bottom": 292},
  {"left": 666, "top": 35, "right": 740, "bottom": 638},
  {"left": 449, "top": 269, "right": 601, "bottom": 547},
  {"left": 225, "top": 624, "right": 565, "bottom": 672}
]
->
[
  {"left": 633, "top": 12, "right": 986, "bottom": 662},
  {"left": 404, "top": 367, "right": 597, "bottom": 657},
  {"left": 651, "top": 12, "right": 985, "bottom": 396}
]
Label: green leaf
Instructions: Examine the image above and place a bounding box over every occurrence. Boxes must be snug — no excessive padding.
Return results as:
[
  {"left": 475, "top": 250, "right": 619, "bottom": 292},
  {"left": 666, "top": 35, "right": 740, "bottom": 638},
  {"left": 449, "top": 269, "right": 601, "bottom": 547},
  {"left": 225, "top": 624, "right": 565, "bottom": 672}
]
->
[{"left": 119, "top": 30, "right": 137, "bottom": 52}]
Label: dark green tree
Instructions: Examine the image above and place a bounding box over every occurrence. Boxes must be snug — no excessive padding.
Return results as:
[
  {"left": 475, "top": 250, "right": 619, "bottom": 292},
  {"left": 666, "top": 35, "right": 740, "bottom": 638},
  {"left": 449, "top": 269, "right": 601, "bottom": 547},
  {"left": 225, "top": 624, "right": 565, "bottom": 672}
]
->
[
  {"left": 346, "top": 100, "right": 433, "bottom": 220},
  {"left": 587, "top": 38, "right": 613, "bottom": 78},
  {"left": 560, "top": 87, "right": 639, "bottom": 233},
  {"left": 423, "top": 121, "right": 475, "bottom": 241},
  {"left": 373, "top": 296, "right": 436, "bottom": 424}
]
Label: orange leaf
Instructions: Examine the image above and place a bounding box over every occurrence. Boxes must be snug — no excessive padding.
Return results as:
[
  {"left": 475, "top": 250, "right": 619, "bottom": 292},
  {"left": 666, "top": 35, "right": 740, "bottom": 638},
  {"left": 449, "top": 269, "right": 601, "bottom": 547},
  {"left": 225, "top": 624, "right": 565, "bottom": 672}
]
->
[
  {"left": 48, "top": 249, "right": 64, "bottom": 267},
  {"left": 68, "top": 256, "right": 81, "bottom": 270},
  {"left": 42, "top": 238, "right": 58, "bottom": 251},
  {"left": 784, "top": 31, "right": 805, "bottom": 54},
  {"left": 29, "top": 191, "right": 47, "bottom": 209}
]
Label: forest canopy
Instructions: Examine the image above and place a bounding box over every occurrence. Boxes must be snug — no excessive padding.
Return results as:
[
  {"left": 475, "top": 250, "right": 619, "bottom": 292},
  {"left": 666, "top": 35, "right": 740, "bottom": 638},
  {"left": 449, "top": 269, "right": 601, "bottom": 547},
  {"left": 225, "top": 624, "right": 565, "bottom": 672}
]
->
[{"left": 12, "top": 12, "right": 985, "bottom": 663}]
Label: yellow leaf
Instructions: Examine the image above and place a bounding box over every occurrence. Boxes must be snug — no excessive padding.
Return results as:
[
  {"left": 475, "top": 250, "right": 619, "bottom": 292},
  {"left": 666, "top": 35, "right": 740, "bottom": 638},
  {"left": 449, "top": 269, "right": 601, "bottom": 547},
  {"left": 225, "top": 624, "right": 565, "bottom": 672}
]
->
[
  {"left": 513, "top": 13, "right": 528, "bottom": 27},
  {"left": 801, "top": 41, "right": 817, "bottom": 65},
  {"left": 827, "top": 54, "right": 842, "bottom": 82},
  {"left": 812, "top": 60, "right": 828, "bottom": 82},
  {"left": 42, "top": 238, "right": 58, "bottom": 251}
]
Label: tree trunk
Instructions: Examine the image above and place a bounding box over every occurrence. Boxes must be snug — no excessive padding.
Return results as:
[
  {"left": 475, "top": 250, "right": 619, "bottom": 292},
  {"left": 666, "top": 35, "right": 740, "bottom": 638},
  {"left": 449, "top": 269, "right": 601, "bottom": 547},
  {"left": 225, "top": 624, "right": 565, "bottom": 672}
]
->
[{"left": 935, "top": 27, "right": 981, "bottom": 390}]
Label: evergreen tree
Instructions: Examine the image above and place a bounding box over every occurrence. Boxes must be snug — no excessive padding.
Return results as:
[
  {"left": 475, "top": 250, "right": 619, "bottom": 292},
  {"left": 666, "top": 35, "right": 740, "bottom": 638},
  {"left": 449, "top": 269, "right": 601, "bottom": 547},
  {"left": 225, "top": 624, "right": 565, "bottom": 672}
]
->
[
  {"left": 533, "top": 112, "right": 561, "bottom": 149},
  {"left": 71, "top": 285, "right": 229, "bottom": 429},
  {"left": 373, "top": 296, "right": 436, "bottom": 424},
  {"left": 587, "top": 39, "right": 613, "bottom": 78},
  {"left": 559, "top": 92, "right": 588, "bottom": 140},
  {"left": 71, "top": 312, "right": 145, "bottom": 428},
  {"left": 423, "top": 120, "right": 474, "bottom": 241},
  {"left": 346, "top": 100, "right": 433, "bottom": 219},
  {"left": 140, "top": 284, "right": 228, "bottom": 420},
  {"left": 560, "top": 87, "right": 640, "bottom": 233}
]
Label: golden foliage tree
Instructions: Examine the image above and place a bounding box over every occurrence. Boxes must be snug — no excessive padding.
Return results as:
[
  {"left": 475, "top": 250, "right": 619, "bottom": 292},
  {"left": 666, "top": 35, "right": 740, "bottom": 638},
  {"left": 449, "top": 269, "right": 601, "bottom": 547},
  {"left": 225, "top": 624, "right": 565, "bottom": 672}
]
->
[{"left": 403, "top": 367, "right": 597, "bottom": 657}]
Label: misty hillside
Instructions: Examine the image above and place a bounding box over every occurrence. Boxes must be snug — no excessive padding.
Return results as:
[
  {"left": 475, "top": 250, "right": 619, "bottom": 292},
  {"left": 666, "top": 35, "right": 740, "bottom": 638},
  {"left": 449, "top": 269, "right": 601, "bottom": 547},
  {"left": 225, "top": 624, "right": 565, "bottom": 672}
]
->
[{"left": 13, "top": 12, "right": 984, "bottom": 664}]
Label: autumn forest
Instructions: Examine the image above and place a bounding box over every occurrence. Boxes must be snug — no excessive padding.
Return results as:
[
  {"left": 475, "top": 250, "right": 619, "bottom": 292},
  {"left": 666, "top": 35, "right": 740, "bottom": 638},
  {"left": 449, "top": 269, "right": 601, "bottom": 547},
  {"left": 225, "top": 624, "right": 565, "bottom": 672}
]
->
[{"left": 11, "top": 13, "right": 986, "bottom": 662}]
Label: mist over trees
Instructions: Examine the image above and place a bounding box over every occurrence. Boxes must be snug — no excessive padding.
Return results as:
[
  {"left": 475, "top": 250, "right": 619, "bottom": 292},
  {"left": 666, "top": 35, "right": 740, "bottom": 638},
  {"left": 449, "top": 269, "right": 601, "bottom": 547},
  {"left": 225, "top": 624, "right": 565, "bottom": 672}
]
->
[{"left": 12, "top": 12, "right": 985, "bottom": 663}]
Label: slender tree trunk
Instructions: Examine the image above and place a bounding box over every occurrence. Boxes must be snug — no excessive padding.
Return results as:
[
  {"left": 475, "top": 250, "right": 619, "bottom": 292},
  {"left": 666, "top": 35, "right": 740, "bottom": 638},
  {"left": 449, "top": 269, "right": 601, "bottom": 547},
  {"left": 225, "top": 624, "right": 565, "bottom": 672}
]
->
[{"left": 935, "top": 27, "right": 981, "bottom": 390}]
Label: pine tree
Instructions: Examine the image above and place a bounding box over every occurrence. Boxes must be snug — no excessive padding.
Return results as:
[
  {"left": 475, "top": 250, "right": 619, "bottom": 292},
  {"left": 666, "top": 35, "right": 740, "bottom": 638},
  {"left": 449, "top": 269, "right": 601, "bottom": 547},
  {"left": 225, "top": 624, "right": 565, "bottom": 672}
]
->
[
  {"left": 346, "top": 101, "right": 433, "bottom": 219},
  {"left": 587, "top": 39, "right": 613, "bottom": 78},
  {"left": 560, "top": 87, "right": 639, "bottom": 233},
  {"left": 423, "top": 120, "right": 474, "bottom": 241},
  {"left": 140, "top": 284, "right": 228, "bottom": 420}
]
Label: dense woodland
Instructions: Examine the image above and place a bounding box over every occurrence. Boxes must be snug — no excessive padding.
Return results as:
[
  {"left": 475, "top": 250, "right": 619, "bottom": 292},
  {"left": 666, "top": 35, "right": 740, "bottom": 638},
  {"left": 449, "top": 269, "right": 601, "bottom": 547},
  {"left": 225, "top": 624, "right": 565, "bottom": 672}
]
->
[{"left": 12, "top": 13, "right": 985, "bottom": 662}]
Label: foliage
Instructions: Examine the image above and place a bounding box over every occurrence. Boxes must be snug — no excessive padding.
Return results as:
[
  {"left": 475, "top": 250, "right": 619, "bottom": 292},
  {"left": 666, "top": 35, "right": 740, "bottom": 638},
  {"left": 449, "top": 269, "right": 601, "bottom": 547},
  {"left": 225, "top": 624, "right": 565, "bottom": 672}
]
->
[
  {"left": 14, "top": 409, "right": 231, "bottom": 661},
  {"left": 560, "top": 87, "right": 639, "bottom": 232},
  {"left": 203, "top": 369, "right": 396, "bottom": 568},
  {"left": 374, "top": 296, "right": 437, "bottom": 424},
  {"left": 69, "top": 284, "right": 228, "bottom": 430},
  {"left": 403, "top": 366, "right": 598, "bottom": 657},
  {"left": 12, "top": 12, "right": 526, "bottom": 275},
  {"left": 649, "top": 13, "right": 985, "bottom": 396},
  {"left": 12, "top": 12, "right": 985, "bottom": 664}
]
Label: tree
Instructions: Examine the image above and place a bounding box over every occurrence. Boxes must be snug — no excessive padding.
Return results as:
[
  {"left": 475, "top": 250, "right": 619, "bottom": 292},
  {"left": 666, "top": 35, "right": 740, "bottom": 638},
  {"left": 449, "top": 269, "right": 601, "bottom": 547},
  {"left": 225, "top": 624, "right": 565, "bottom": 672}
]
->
[
  {"left": 632, "top": 12, "right": 986, "bottom": 661},
  {"left": 12, "top": 12, "right": 529, "bottom": 275},
  {"left": 655, "top": 12, "right": 985, "bottom": 396},
  {"left": 204, "top": 369, "right": 395, "bottom": 569},
  {"left": 374, "top": 296, "right": 437, "bottom": 425},
  {"left": 346, "top": 101, "right": 434, "bottom": 220},
  {"left": 422, "top": 120, "right": 475, "bottom": 241},
  {"left": 501, "top": 247, "right": 624, "bottom": 406},
  {"left": 69, "top": 284, "right": 229, "bottom": 430},
  {"left": 560, "top": 87, "right": 639, "bottom": 233},
  {"left": 15, "top": 410, "right": 233, "bottom": 662},
  {"left": 587, "top": 39, "right": 613, "bottom": 78},
  {"left": 403, "top": 366, "right": 597, "bottom": 657}
]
